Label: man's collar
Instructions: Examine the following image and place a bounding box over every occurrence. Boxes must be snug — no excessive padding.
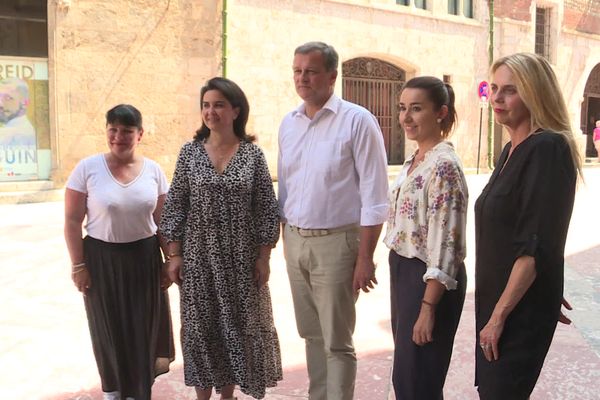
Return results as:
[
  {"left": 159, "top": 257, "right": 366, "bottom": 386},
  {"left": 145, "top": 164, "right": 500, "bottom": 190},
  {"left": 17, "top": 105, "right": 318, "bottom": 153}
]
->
[{"left": 292, "top": 94, "right": 340, "bottom": 118}]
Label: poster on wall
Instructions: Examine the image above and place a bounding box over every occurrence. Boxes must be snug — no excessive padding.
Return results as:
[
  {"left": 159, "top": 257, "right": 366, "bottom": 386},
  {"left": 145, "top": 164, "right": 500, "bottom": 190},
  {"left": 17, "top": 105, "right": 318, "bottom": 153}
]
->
[{"left": 0, "top": 57, "right": 50, "bottom": 181}]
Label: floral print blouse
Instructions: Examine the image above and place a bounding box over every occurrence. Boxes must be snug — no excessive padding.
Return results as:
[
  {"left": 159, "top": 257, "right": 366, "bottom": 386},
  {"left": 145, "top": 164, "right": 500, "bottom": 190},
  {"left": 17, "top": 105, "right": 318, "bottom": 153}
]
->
[{"left": 384, "top": 141, "right": 468, "bottom": 290}]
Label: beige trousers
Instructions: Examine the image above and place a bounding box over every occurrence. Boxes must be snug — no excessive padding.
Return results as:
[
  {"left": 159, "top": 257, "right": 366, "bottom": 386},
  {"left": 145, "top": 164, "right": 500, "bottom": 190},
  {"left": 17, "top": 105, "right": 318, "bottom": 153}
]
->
[{"left": 283, "top": 223, "right": 360, "bottom": 400}]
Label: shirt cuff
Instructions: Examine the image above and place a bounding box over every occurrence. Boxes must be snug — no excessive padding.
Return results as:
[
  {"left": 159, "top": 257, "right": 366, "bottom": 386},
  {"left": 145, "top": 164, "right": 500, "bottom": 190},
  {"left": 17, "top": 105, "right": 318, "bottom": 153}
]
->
[
  {"left": 423, "top": 267, "right": 458, "bottom": 290},
  {"left": 360, "top": 203, "right": 389, "bottom": 226}
]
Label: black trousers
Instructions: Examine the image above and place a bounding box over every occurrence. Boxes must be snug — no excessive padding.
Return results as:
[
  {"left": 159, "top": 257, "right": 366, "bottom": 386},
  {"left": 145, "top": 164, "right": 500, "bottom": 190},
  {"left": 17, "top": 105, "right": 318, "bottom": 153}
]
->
[{"left": 389, "top": 251, "right": 466, "bottom": 400}]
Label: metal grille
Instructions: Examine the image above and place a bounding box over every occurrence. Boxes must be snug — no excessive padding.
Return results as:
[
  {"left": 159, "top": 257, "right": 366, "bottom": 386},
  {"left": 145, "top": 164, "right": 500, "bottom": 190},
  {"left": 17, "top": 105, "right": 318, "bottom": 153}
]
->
[
  {"left": 342, "top": 58, "right": 405, "bottom": 164},
  {"left": 448, "top": 0, "right": 459, "bottom": 15},
  {"left": 535, "top": 7, "right": 551, "bottom": 60}
]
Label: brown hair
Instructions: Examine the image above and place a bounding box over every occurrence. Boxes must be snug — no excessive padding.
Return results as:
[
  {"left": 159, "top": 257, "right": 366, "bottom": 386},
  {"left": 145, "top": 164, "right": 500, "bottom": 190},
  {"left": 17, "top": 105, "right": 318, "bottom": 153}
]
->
[{"left": 402, "top": 76, "right": 457, "bottom": 138}]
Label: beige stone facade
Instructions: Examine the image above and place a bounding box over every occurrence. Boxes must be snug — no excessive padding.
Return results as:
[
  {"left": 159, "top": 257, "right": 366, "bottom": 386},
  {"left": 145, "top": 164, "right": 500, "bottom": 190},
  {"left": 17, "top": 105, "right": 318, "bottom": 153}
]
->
[
  {"left": 226, "top": 0, "right": 494, "bottom": 169},
  {"left": 492, "top": 0, "right": 600, "bottom": 156},
  {"left": 226, "top": 0, "right": 600, "bottom": 172},
  {"left": 47, "top": 0, "right": 222, "bottom": 182},
  {"left": 2, "top": 0, "right": 600, "bottom": 190}
]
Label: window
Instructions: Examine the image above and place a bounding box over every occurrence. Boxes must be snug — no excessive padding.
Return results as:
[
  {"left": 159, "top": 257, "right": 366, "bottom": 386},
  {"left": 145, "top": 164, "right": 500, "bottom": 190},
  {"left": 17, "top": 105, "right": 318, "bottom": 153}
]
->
[
  {"left": 0, "top": 1, "right": 49, "bottom": 182},
  {"left": 448, "top": 0, "right": 459, "bottom": 15},
  {"left": 0, "top": 0, "right": 48, "bottom": 57},
  {"left": 535, "top": 7, "right": 550, "bottom": 60},
  {"left": 463, "top": 0, "right": 473, "bottom": 18},
  {"left": 396, "top": 0, "right": 426, "bottom": 9}
]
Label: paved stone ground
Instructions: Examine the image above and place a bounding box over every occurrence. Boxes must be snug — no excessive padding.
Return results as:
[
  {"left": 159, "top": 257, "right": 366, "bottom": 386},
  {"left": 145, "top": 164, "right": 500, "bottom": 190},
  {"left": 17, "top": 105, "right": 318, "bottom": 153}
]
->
[{"left": 1, "top": 170, "right": 599, "bottom": 400}]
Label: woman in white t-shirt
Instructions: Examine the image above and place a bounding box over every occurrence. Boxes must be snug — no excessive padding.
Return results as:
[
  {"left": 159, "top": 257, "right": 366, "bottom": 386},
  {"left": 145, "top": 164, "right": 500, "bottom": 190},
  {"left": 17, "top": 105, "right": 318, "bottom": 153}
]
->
[{"left": 64, "top": 104, "right": 174, "bottom": 400}]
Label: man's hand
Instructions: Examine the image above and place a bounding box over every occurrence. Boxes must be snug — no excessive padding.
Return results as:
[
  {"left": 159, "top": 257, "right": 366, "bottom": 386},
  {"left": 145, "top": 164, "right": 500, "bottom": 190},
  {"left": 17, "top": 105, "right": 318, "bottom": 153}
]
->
[{"left": 352, "top": 256, "right": 377, "bottom": 293}]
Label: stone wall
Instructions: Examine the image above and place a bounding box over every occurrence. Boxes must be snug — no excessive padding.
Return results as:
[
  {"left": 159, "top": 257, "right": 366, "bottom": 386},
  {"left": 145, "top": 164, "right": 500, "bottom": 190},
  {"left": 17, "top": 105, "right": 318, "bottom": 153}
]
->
[
  {"left": 226, "top": 0, "right": 492, "bottom": 170},
  {"left": 562, "top": 0, "right": 600, "bottom": 35},
  {"left": 43, "top": 0, "right": 600, "bottom": 186},
  {"left": 493, "top": 7, "right": 600, "bottom": 156},
  {"left": 48, "top": 0, "right": 222, "bottom": 182},
  {"left": 494, "top": 0, "right": 533, "bottom": 22}
]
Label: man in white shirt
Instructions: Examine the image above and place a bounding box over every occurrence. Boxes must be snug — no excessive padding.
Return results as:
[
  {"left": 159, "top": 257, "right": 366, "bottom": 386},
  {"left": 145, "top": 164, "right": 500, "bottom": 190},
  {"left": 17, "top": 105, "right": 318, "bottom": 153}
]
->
[
  {"left": 278, "top": 42, "right": 389, "bottom": 400},
  {"left": 0, "top": 78, "right": 36, "bottom": 147}
]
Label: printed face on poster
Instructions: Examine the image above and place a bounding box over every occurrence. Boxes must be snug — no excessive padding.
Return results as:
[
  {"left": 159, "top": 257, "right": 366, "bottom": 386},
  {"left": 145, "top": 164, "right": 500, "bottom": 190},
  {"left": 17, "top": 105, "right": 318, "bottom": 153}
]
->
[{"left": 0, "top": 58, "right": 49, "bottom": 181}]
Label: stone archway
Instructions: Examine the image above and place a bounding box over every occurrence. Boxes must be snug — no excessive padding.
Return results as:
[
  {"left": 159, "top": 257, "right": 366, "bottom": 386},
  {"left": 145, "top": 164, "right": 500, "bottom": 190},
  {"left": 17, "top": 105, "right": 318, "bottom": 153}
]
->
[
  {"left": 581, "top": 63, "right": 600, "bottom": 158},
  {"left": 342, "top": 58, "right": 406, "bottom": 164}
]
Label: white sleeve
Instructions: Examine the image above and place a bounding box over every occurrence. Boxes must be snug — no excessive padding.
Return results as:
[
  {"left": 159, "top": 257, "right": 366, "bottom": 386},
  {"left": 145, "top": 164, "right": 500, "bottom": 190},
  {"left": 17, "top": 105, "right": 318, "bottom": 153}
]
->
[
  {"left": 277, "top": 120, "right": 288, "bottom": 222},
  {"left": 155, "top": 161, "right": 169, "bottom": 196},
  {"left": 66, "top": 158, "right": 88, "bottom": 193},
  {"left": 352, "top": 111, "right": 389, "bottom": 226}
]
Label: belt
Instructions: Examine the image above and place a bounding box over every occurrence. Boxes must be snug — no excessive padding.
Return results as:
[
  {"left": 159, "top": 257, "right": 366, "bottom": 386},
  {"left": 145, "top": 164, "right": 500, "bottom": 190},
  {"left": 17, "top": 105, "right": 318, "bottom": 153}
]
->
[{"left": 287, "top": 223, "right": 358, "bottom": 237}]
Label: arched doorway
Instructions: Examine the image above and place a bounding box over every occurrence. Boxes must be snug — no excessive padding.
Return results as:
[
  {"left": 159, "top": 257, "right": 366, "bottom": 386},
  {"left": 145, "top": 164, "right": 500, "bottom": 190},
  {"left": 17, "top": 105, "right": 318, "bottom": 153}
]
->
[
  {"left": 342, "top": 58, "right": 406, "bottom": 164},
  {"left": 581, "top": 63, "right": 600, "bottom": 159}
]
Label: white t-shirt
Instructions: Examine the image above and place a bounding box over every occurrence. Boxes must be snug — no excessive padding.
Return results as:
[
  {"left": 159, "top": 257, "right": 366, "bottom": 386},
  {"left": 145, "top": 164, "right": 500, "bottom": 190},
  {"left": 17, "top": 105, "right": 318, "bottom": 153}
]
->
[{"left": 66, "top": 154, "right": 169, "bottom": 243}]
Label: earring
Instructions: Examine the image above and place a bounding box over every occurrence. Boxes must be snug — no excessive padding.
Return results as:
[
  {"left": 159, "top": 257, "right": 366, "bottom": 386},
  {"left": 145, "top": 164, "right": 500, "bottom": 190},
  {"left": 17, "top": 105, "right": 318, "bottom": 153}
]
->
[{"left": 436, "top": 118, "right": 442, "bottom": 124}]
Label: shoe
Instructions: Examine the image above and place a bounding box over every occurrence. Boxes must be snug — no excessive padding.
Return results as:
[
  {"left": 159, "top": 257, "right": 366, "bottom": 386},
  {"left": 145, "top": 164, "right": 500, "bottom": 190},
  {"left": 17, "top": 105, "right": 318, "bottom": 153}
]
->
[{"left": 102, "top": 392, "right": 120, "bottom": 400}]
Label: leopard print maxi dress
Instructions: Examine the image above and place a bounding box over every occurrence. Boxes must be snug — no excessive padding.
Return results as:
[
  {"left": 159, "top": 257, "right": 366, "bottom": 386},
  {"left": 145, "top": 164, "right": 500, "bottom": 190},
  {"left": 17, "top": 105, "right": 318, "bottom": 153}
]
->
[{"left": 160, "top": 140, "right": 282, "bottom": 398}]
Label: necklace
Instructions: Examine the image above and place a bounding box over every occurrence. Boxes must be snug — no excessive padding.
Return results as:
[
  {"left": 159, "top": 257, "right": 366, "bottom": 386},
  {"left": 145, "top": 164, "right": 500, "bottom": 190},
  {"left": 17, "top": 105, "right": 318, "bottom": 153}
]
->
[{"left": 204, "top": 139, "right": 240, "bottom": 172}]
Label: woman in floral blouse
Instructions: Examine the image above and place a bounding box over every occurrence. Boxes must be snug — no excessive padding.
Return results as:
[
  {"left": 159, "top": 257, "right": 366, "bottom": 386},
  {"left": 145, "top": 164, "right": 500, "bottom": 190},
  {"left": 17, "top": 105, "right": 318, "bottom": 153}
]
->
[{"left": 384, "top": 76, "right": 468, "bottom": 399}]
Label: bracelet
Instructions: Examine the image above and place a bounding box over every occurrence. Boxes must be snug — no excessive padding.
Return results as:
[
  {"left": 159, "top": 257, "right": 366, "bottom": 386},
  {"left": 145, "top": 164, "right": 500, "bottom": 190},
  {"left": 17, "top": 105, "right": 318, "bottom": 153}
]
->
[
  {"left": 421, "top": 299, "right": 437, "bottom": 308},
  {"left": 167, "top": 252, "right": 182, "bottom": 258},
  {"left": 71, "top": 268, "right": 86, "bottom": 275},
  {"left": 72, "top": 262, "right": 86, "bottom": 269}
]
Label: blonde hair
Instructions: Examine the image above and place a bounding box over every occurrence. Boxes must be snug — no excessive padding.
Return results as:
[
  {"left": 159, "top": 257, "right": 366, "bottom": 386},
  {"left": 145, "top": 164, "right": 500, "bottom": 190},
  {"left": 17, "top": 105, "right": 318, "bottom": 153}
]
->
[{"left": 491, "top": 52, "right": 582, "bottom": 179}]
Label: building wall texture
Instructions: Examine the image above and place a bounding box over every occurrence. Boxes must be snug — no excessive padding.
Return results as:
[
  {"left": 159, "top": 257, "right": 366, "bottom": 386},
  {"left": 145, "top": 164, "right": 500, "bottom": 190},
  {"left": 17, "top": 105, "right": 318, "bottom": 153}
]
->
[
  {"left": 17, "top": 0, "right": 600, "bottom": 187},
  {"left": 48, "top": 0, "right": 222, "bottom": 182},
  {"left": 226, "top": 0, "right": 491, "bottom": 169}
]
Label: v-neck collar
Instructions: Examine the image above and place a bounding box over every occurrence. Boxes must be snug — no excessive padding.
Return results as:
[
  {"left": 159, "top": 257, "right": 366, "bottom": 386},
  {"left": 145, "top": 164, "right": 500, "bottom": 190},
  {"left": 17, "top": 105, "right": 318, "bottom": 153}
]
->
[
  {"left": 102, "top": 154, "right": 146, "bottom": 187},
  {"left": 201, "top": 139, "right": 243, "bottom": 176}
]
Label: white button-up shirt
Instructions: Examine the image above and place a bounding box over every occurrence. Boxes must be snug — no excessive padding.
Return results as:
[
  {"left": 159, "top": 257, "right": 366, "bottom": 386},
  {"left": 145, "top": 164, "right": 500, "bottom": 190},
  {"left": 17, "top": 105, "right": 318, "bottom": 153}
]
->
[{"left": 278, "top": 94, "right": 389, "bottom": 229}]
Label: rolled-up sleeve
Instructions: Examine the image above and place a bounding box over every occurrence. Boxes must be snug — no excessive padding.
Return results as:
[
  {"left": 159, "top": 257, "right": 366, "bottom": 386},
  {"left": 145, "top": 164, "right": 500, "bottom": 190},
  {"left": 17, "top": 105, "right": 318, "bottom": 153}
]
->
[
  {"left": 423, "top": 159, "right": 468, "bottom": 290},
  {"left": 352, "top": 112, "right": 389, "bottom": 226},
  {"left": 513, "top": 136, "right": 576, "bottom": 274}
]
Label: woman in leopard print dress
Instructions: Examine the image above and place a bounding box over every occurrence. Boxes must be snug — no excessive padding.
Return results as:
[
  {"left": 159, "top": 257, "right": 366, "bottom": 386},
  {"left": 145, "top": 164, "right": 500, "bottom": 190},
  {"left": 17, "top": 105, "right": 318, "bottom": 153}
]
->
[{"left": 160, "top": 77, "right": 282, "bottom": 400}]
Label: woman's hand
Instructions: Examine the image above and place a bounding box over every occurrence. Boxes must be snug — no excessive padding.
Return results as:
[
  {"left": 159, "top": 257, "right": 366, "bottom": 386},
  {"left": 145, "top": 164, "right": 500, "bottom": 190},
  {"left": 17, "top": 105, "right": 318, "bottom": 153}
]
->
[
  {"left": 166, "top": 256, "right": 183, "bottom": 285},
  {"left": 160, "top": 262, "right": 173, "bottom": 290},
  {"left": 558, "top": 296, "right": 572, "bottom": 325},
  {"left": 254, "top": 257, "right": 270, "bottom": 289},
  {"left": 72, "top": 268, "right": 91, "bottom": 294},
  {"left": 479, "top": 316, "right": 505, "bottom": 362},
  {"left": 412, "top": 304, "right": 435, "bottom": 346}
]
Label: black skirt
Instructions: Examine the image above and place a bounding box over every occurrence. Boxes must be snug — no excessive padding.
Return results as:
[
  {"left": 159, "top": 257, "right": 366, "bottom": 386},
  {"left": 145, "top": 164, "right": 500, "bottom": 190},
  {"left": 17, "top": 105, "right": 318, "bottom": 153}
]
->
[
  {"left": 83, "top": 235, "right": 175, "bottom": 400},
  {"left": 389, "top": 251, "right": 466, "bottom": 400}
]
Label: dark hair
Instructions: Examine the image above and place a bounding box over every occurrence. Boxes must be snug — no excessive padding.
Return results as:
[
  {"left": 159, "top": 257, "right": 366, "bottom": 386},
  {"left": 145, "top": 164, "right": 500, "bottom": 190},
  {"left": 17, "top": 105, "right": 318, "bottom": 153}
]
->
[
  {"left": 194, "top": 77, "right": 254, "bottom": 142},
  {"left": 105, "top": 104, "right": 143, "bottom": 129},
  {"left": 294, "top": 41, "right": 339, "bottom": 72},
  {"left": 402, "top": 76, "right": 457, "bottom": 138}
]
